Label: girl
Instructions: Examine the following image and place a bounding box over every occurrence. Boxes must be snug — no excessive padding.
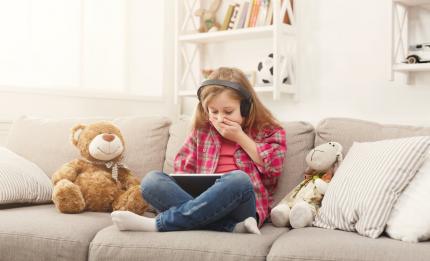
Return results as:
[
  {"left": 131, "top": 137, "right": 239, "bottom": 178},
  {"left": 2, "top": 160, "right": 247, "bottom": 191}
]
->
[{"left": 111, "top": 67, "right": 287, "bottom": 234}]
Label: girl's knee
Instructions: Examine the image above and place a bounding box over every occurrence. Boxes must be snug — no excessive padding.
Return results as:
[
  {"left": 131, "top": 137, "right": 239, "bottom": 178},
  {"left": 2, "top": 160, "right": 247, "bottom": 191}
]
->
[
  {"left": 223, "top": 170, "right": 253, "bottom": 191},
  {"left": 229, "top": 170, "right": 251, "bottom": 181},
  {"left": 140, "top": 170, "right": 166, "bottom": 194}
]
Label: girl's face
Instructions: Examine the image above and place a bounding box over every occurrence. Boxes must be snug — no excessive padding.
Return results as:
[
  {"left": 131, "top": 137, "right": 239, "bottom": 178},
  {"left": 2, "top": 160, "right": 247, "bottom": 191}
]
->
[{"left": 207, "top": 91, "right": 244, "bottom": 125}]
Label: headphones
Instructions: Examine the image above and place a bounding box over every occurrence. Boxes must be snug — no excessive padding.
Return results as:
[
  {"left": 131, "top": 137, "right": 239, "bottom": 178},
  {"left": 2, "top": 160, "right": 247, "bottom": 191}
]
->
[{"left": 197, "top": 79, "right": 252, "bottom": 117}]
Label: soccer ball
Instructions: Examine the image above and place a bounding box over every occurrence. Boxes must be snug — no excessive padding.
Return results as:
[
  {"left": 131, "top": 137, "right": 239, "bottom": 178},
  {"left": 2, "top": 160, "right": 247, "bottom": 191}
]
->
[{"left": 256, "top": 53, "right": 289, "bottom": 86}]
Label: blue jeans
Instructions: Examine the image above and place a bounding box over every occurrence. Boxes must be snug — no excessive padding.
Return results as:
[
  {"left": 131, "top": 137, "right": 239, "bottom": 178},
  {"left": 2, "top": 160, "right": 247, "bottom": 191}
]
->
[{"left": 140, "top": 170, "right": 257, "bottom": 232}]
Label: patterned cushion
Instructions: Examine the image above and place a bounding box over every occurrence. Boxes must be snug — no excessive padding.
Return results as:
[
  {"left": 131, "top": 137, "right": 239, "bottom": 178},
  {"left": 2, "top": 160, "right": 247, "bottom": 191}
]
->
[
  {"left": 314, "top": 136, "right": 430, "bottom": 238},
  {"left": 0, "top": 147, "right": 52, "bottom": 204}
]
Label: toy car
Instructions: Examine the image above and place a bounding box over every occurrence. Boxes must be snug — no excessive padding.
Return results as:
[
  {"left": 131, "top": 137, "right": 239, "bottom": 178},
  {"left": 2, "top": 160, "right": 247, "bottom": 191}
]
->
[{"left": 405, "top": 42, "right": 430, "bottom": 64}]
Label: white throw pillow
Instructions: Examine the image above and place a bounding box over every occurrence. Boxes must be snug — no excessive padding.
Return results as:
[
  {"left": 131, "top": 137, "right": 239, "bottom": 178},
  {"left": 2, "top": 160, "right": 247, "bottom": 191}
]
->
[
  {"left": 386, "top": 152, "right": 430, "bottom": 243},
  {"left": 314, "top": 136, "right": 430, "bottom": 239},
  {"left": 0, "top": 147, "right": 52, "bottom": 204}
]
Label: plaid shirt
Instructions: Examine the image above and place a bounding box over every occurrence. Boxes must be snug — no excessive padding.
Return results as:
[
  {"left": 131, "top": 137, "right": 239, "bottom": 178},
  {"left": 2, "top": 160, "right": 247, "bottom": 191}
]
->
[{"left": 174, "top": 123, "right": 287, "bottom": 227}]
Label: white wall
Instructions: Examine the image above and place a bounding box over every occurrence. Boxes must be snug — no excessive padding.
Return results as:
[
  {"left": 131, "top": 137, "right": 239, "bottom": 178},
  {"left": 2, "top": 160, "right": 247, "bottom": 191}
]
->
[
  {"left": 180, "top": 0, "right": 430, "bottom": 126},
  {"left": 283, "top": 0, "right": 430, "bottom": 126},
  {"left": 0, "top": 0, "right": 174, "bottom": 144},
  {"left": 0, "top": 93, "right": 167, "bottom": 145},
  {"left": 2, "top": 0, "right": 430, "bottom": 146}
]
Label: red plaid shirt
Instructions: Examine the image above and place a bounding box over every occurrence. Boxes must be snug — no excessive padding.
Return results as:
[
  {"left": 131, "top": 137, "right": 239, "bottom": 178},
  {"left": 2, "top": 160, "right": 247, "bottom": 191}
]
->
[{"left": 174, "top": 123, "right": 287, "bottom": 226}]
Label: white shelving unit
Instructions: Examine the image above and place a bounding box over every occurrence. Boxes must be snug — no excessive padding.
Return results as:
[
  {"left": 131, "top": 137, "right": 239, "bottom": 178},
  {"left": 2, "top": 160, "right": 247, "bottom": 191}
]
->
[
  {"left": 174, "top": 0, "right": 297, "bottom": 111},
  {"left": 178, "top": 24, "right": 296, "bottom": 43},
  {"left": 388, "top": 0, "right": 430, "bottom": 83}
]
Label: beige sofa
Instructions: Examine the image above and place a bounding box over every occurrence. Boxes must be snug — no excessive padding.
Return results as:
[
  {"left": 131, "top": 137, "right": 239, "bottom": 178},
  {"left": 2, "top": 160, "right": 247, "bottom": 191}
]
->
[{"left": 1, "top": 116, "right": 430, "bottom": 261}]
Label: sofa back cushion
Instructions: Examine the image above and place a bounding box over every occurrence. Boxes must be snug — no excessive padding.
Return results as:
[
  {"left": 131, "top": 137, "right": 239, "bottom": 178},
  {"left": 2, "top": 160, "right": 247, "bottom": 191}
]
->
[
  {"left": 163, "top": 115, "right": 192, "bottom": 174},
  {"left": 6, "top": 116, "right": 171, "bottom": 180},
  {"left": 162, "top": 117, "right": 315, "bottom": 207},
  {"left": 273, "top": 121, "right": 315, "bottom": 206},
  {"left": 315, "top": 118, "right": 430, "bottom": 155}
]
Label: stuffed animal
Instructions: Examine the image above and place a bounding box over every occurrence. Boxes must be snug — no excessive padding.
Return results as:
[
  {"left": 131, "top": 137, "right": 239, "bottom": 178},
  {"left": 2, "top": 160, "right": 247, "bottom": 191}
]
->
[
  {"left": 271, "top": 142, "right": 343, "bottom": 228},
  {"left": 202, "top": 68, "right": 214, "bottom": 79},
  {"left": 51, "top": 121, "right": 149, "bottom": 215},
  {"left": 195, "top": 0, "right": 222, "bottom": 33},
  {"left": 256, "top": 53, "right": 289, "bottom": 86}
]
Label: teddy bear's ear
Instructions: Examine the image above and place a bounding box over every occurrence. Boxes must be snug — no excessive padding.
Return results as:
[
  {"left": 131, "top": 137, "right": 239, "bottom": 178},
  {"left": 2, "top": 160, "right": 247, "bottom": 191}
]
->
[
  {"left": 71, "top": 124, "right": 86, "bottom": 147},
  {"left": 208, "top": 0, "right": 222, "bottom": 12},
  {"left": 195, "top": 8, "right": 204, "bottom": 16}
]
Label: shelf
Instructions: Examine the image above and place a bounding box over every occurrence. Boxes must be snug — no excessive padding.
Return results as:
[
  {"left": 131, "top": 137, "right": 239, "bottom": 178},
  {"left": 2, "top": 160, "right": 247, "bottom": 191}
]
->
[
  {"left": 393, "top": 0, "right": 430, "bottom": 6},
  {"left": 178, "top": 84, "right": 295, "bottom": 97},
  {"left": 393, "top": 63, "right": 430, "bottom": 72},
  {"left": 389, "top": 0, "right": 430, "bottom": 82},
  {"left": 179, "top": 24, "right": 296, "bottom": 44},
  {"left": 254, "top": 84, "right": 295, "bottom": 94},
  {"left": 178, "top": 90, "right": 197, "bottom": 97},
  {"left": 175, "top": 0, "right": 297, "bottom": 109}
]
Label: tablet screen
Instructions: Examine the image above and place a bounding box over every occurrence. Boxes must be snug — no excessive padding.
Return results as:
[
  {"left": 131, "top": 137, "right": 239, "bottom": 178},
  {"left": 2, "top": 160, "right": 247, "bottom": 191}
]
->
[{"left": 169, "top": 174, "right": 224, "bottom": 197}]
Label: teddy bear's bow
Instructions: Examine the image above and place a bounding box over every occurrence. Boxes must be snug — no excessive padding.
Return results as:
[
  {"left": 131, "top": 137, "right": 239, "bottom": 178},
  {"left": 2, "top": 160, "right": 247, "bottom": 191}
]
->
[{"left": 105, "top": 161, "right": 125, "bottom": 181}]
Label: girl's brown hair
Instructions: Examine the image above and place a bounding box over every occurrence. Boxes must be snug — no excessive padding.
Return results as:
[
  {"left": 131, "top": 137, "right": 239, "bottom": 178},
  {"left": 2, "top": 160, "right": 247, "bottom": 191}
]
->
[{"left": 192, "top": 67, "right": 281, "bottom": 133}]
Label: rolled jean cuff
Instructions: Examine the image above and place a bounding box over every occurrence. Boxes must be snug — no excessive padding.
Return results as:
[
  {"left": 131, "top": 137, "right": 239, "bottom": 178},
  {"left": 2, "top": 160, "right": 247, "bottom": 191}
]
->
[
  {"left": 155, "top": 214, "right": 166, "bottom": 232},
  {"left": 224, "top": 222, "right": 236, "bottom": 232}
]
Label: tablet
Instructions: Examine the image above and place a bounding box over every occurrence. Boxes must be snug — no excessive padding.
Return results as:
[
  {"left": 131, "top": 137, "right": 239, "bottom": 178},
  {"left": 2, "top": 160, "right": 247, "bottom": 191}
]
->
[{"left": 169, "top": 174, "right": 224, "bottom": 197}]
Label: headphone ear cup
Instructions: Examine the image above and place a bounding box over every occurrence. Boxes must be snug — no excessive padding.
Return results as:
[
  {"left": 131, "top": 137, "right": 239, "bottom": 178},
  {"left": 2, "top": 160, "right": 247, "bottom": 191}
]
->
[{"left": 240, "top": 100, "right": 251, "bottom": 117}]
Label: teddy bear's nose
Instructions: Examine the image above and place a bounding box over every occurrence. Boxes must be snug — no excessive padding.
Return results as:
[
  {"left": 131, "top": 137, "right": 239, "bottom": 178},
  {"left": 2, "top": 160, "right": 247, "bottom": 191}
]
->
[{"left": 102, "top": 134, "right": 115, "bottom": 142}]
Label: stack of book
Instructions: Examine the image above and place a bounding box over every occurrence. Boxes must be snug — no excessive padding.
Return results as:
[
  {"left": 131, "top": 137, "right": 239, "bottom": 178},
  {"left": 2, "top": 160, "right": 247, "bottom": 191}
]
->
[{"left": 220, "top": 0, "right": 292, "bottom": 31}]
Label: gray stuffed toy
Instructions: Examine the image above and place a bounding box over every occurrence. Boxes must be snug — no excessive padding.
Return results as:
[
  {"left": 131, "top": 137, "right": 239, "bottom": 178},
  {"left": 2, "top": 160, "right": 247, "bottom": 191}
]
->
[{"left": 271, "top": 142, "right": 343, "bottom": 228}]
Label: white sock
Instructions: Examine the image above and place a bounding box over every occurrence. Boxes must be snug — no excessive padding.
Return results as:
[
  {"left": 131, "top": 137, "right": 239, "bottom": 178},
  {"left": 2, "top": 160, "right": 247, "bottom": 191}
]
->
[
  {"left": 111, "top": 211, "right": 158, "bottom": 232},
  {"left": 233, "top": 217, "right": 261, "bottom": 235}
]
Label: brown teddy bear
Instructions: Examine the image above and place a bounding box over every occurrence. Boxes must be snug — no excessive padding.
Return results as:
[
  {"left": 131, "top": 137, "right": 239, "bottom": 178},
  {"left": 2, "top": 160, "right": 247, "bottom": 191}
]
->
[{"left": 51, "top": 121, "right": 149, "bottom": 215}]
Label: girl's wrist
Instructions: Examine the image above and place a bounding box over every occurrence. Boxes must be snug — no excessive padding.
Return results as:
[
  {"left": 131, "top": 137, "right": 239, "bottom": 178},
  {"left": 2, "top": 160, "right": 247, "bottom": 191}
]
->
[
  {"left": 236, "top": 131, "right": 250, "bottom": 146},
  {"left": 237, "top": 132, "right": 264, "bottom": 165}
]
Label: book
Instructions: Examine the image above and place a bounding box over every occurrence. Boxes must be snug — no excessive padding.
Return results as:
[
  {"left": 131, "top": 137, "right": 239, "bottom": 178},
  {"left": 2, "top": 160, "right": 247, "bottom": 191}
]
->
[
  {"left": 234, "top": 1, "right": 250, "bottom": 29},
  {"left": 228, "top": 3, "right": 240, "bottom": 30},
  {"left": 256, "top": 0, "right": 269, "bottom": 27},
  {"left": 245, "top": 0, "right": 255, "bottom": 28},
  {"left": 265, "top": 0, "right": 273, "bottom": 25},
  {"left": 249, "top": 0, "right": 260, "bottom": 27},
  {"left": 221, "top": 5, "right": 235, "bottom": 30}
]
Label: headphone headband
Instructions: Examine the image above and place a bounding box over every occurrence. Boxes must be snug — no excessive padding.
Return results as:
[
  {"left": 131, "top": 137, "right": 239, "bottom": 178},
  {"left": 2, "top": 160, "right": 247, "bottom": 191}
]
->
[{"left": 197, "top": 79, "right": 251, "bottom": 101}]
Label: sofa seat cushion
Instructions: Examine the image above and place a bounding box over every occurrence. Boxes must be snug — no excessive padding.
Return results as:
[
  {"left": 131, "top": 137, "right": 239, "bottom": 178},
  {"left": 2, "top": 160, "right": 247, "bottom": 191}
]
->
[
  {"left": 0, "top": 204, "right": 112, "bottom": 261},
  {"left": 89, "top": 224, "right": 288, "bottom": 261},
  {"left": 267, "top": 227, "right": 430, "bottom": 261}
]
